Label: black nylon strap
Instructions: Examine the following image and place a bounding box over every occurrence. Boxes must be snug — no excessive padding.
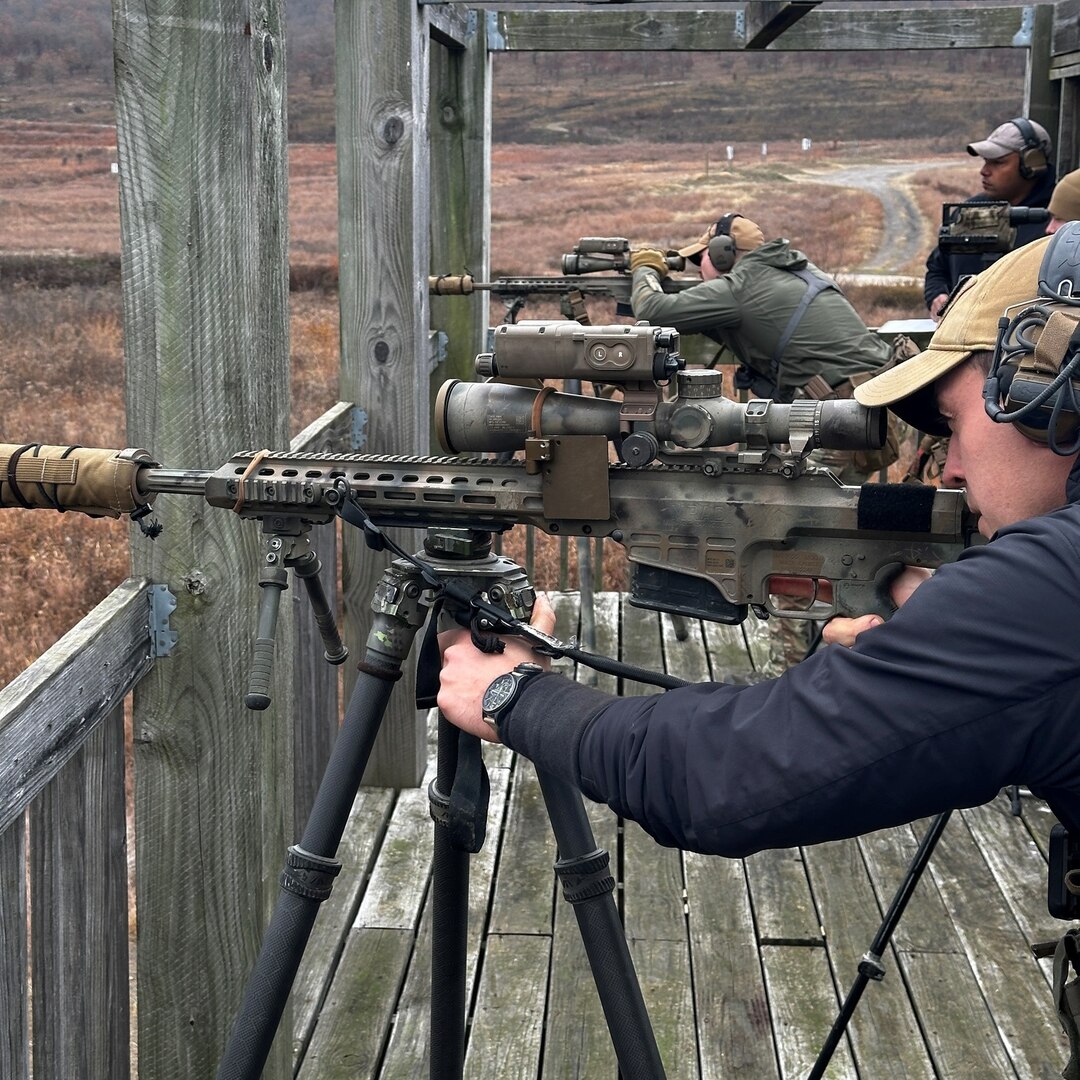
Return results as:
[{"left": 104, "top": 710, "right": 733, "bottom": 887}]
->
[
  {"left": 770, "top": 267, "right": 841, "bottom": 382},
  {"left": 5, "top": 444, "right": 37, "bottom": 509}
]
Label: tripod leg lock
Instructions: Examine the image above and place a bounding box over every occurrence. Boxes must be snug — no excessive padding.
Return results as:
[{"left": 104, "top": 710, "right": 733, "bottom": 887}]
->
[
  {"left": 554, "top": 848, "right": 615, "bottom": 905},
  {"left": 280, "top": 845, "right": 342, "bottom": 903},
  {"left": 857, "top": 951, "right": 886, "bottom": 982}
]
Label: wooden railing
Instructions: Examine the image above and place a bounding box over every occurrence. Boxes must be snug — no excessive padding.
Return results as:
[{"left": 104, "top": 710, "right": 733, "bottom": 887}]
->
[{"left": 0, "top": 404, "right": 352, "bottom": 1079}]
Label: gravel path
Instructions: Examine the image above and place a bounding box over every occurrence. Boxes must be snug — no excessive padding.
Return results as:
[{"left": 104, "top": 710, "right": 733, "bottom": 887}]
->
[{"left": 805, "top": 160, "right": 956, "bottom": 280}]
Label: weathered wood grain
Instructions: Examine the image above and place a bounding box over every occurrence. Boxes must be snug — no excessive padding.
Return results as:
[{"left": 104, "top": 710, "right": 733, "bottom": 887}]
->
[
  {"left": 0, "top": 578, "right": 151, "bottom": 832},
  {"left": 114, "top": 0, "right": 293, "bottom": 1070},
  {"left": 335, "top": 0, "right": 429, "bottom": 788},
  {"left": 298, "top": 927, "right": 413, "bottom": 1080},
  {"left": 487, "top": 760, "right": 556, "bottom": 936},
  {"left": 0, "top": 817, "right": 28, "bottom": 1080},
  {"left": 685, "top": 852, "right": 780, "bottom": 1079},
  {"left": 858, "top": 824, "right": 1018, "bottom": 1076},
  {"left": 495, "top": 6, "right": 1032, "bottom": 52},
  {"left": 760, "top": 943, "right": 858, "bottom": 1080},
  {"left": 465, "top": 934, "right": 551, "bottom": 1079},
  {"left": 803, "top": 838, "right": 935, "bottom": 1077},
  {"left": 292, "top": 788, "right": 396, "bottom": 1062},
  {"left": 927, "top": 814, "right": 1062, "bottom": 1077},
  {"left": 30, "top": 710, "right": 130, "bottom": 1079}
]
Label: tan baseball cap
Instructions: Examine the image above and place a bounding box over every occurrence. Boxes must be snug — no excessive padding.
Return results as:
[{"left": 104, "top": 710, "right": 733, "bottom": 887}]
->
[
  {"left": 1050, "top": 168, "right": 1080, "bottom": 222},
  {"left": 854, "top": 237, "right": 1051, "bottom": 429},
  {"left": 677, "top": 215, "right": 765, "bottom": 260}
]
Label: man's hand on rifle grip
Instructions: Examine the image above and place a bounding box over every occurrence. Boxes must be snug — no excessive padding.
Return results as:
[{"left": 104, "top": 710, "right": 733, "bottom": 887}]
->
[
  {"left": 438, "top": 593, "right": 557, "bottom": 743},
  {"left": 822, "top": 566, "right": 932, "bottom": 648}
]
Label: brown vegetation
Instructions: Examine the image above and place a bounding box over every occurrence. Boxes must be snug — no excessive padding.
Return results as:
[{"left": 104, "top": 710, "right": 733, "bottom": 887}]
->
[{"left": 0, "top": 108, "right": 1004, "bottom": 689}]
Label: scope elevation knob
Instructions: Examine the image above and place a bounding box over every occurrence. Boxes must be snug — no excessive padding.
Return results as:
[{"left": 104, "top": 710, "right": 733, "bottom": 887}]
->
[{"left": 677, "top": 370, "right": 722, "bottom": 399}]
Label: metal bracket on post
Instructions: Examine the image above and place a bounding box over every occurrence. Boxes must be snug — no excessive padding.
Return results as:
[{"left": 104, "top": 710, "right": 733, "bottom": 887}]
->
[
  {"left": 352, "top": 407, "right": 369, "bottom": 451},
  {"left": 149, "top": 584, "right": 178, "bottom": 657}
]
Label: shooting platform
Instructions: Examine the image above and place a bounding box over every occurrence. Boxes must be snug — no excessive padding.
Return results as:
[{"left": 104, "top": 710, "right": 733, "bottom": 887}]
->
[{"left": 293, "top": 591, "right": 1064, "bottom": 1080}]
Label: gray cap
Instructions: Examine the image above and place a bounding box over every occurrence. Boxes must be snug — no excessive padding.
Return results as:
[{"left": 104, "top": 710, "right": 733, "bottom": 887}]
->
[{"left": 966, "top": 118, "right": 1052, "bottom": 162}]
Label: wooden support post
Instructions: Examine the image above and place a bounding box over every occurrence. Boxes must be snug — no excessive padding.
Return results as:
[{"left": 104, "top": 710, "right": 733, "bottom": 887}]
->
[
  {"left": 112, "top": 0, "right": 293, "bottom": 1076},
  {"left": 429, "top": 11, "right": 492, "bottom": 426},
  {"left": 336, "top": 0, "right": 430, "bottom": 787},
  {"left": 1025, "top": 2, "right": 1061, "bottom": 162}
]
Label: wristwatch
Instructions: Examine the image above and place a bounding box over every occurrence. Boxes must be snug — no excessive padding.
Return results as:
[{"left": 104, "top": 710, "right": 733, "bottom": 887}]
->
[{"left": 482, "top": 662, "right": 546, "bottom": 733}]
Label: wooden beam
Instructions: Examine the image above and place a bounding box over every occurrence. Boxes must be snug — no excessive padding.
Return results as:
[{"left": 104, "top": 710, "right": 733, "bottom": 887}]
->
[
  {"left": 428, "top": 2, "right": 474, "bottom": 51},
  {"left": 743, "top": 2, "right": 822, "bottom": 50},
  {"left": 494, "top": 5, "right": 1033, "bottom": 52}
]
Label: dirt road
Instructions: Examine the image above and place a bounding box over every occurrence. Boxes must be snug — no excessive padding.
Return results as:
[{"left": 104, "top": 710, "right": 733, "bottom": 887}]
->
[{"left": 805, "top": 160, "right": 955, "bottom": 282}]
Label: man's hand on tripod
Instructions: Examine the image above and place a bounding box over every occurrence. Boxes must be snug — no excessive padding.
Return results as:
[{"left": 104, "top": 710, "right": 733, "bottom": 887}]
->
[{"left": 438, "top": 594, "right": 557, "bottom": 742}]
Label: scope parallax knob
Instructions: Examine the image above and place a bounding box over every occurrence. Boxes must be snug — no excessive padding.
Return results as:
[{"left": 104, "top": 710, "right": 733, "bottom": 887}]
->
[{"left": 619, "top": 431, "right": 659, "bottom": 467}]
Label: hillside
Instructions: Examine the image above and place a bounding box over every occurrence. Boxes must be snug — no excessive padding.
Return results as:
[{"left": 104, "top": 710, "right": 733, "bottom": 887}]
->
[{"left": 0, "top": 0, "right": 1028, "bottom": 145}]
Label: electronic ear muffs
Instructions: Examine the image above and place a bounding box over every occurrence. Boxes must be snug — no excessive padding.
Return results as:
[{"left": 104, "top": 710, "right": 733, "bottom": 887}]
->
[
  {"left": 706, "top": 213, "right": 742, "bottom": 273},
  {"left": 1010, "top": 117, "right": 1050, "bottom": 180},
  {"left": 984, "top": 220, "right": 1080, "bottom": 453}
]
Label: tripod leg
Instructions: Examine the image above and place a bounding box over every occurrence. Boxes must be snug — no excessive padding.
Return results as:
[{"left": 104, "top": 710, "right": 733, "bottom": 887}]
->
[
  {"left": 216, "top": 587, "right": 428, "bottom": 1080},
  {"left": 807, "top": 810, "right": 951, "bottom": 1080},
  {"left": 536, "top": 769, "right": 668, "bottom": 1080},
  {"left": 429, "top": 715, "right": 474, "bottom": 1080}
]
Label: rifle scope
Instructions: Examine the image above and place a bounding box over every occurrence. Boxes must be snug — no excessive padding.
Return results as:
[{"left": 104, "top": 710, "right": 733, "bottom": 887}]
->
[
  {"left": 561, "top": 236, "right": 686, "bottom": 276},
  {"left": 435, "top": 376, "right": 886, "bottom": 456},
  {"left": 476, "top": 321, "right": 684, "bottom": 384}
]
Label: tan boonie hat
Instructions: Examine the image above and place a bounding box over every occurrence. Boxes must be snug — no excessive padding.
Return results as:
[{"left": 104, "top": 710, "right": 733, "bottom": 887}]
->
[
  {"left": 966, "top": 118, "right": 1052, "bottom": 161},
  {"left": 1049, "top": 168, "right": 1080, "bottom": 222},
  {"left": 854, "top": 237, "right": 1052, "bottom": 429},
  {"left": 677, "top": 215, "right": 765, "bottom": 259}
]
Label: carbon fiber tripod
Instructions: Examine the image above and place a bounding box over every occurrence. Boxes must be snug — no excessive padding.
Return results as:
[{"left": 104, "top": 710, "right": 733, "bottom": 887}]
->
[{"left": 214, "top": 524, "right": 668, "bottom": 1080}]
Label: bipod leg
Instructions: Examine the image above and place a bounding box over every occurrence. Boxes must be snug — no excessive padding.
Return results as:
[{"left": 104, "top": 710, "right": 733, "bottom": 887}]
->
[
  {"left": 215, "top": 567, "right": 430, "bottom": 1080},
  {"left": 537, "top": 770, "right": 667, "bottom": 1079},
  {"left": 807, "top": 810, "right": 951, "bottom": 1080}
]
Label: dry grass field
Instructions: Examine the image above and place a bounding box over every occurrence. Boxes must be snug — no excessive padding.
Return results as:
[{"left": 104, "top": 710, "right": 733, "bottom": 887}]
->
[{"left": 0, "top": 116, "right": 976, "bottom": 687}]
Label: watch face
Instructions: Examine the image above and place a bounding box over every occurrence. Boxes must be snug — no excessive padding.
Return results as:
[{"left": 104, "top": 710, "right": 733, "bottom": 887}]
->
[{"left": 483, "top": 672, "right": 517, "bottom": 715}]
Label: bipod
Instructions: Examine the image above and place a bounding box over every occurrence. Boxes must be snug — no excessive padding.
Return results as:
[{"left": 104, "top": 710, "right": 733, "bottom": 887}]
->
[
  {"left": 807, "top": 810, "right": 951, "bottom": 1079},
  {"left": 215, "top": 525, "right": 667, "bottom": 1080}
]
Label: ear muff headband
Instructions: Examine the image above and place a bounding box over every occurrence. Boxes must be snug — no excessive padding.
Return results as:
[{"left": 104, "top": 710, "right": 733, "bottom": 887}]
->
[
  {"left": 1010, "top": 117, "right": 1049, "bottom": 180},
  {"left": 707, "top": 213, "right": 742, "bottom": 272}
]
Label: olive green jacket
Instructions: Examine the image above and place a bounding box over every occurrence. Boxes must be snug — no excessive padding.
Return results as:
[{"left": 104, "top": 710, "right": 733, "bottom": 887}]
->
[{"left": 631, "top": 239, "right": 891, "bottom": 400}]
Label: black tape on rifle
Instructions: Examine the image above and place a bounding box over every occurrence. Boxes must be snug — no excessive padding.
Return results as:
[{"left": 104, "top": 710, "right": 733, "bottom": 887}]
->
[{"left": 856, "top": 483, "right": 937, "bottom": 533}]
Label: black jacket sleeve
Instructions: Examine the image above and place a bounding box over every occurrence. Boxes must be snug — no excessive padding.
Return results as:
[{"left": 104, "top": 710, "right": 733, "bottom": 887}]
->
[{"left": 505, "top": 507, "right": 1080, "bottom": 856}]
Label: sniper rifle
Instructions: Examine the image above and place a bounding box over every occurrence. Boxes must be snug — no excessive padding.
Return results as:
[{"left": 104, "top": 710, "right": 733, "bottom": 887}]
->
[
  {"left": 430, "top": 236, "right": 697, "bottom": 320},
  {"left": 0, "top": 321, "right": 978, "bottom": 708}
]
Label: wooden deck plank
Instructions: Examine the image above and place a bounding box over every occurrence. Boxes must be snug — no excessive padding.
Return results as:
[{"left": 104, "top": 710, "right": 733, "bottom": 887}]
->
[
  {"left": 746, "top": 847, "right": 823, "bottom": 945},
  {"left": 685, "top": 853, "right": 780, "bottom": 1079},
  {"left": 858, "top": 823, "right": 1020, "bottom": 1076},
  {"left": 487, "top": 759, "right": 555, "bottom": 937},
  {"left": 802, "top": 838, "right": 936, "bottom": 1078},
  {"left": 297, "top": 928, "right": 413, "bottom": 1080},
  {"left": 464, "top": 934, "right": 550, "bottom": 1080},
  {"left": 293, "top": 788, "right": 396, "bottom": 1059},
  {"left": 374, "top": 763, "right": 513, "bottom": 1080},
  {"left": 927, "top": 813, "right": 1062, "bottom": 1078},
  {"left": 760, "top": 943, "right": 858, "bottom": 1080}
]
